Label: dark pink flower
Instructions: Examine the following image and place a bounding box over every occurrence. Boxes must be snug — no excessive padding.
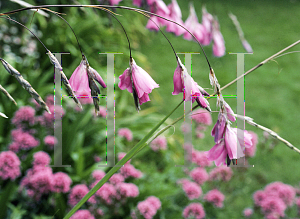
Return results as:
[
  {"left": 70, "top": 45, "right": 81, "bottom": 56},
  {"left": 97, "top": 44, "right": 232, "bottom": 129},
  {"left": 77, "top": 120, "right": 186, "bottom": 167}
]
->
[
  {"left": 204, "top": 189, "right": 225, "bottom": 208},
  {"left": 211, "top": 112, "right": 226, "bottom": 143},
  {"left": 95, "top": 183, "right": 116, "bottom": 205},
  {"left": 260, "top": 196, "right": 286, "bottom": 218},
  {"left": 70, "top": 210, "right": 95, "bottom": 219},
  {"left": 146, "top": 196, "right": 161, "bottom": 210},
  {"left": 52, "top": 172, "right": 72, "bottom": 193},
  {"left": 116, "top": 182, "right": 139, "bottom": 199},
  {"left": 243, "top": 208, "right": 253, "bottom": 217},
  {"left": 44, "top": 135, "right": 57, "bottom": 149},
  {"left": 183, "top": 203, "right": 205, "bottom": 219},
  {"left": 32, "top": 151, "right": 51, "bottom": 167},
  {"left": 150, "top": 136, "right": 167, "bottom": 151},
  {"left": 206, "top": 140, "right": 228, "bottom": 166},
  {"left": 190, "top": 167, "right": 208, "bottom": 185},
  {"left": 265, "top": 182, "right": 296, "bottom": 207},
  {"left": 69, "top": 58, "right": 106, "bottom": 105},
  {"left": 9, "top": 129, "right": 39, "bottom": 152},
  {"left": 118, "top": 128, "right": 133, "bottom": 141},
  {"left": 182, "top": 179, "right": 202, "bottom": 200},
  {"left": 0, "top": 151, "right": 21, "bottom": 180},
  {"left": 212, "top": 17, "right": 225, "bottom": 57},
  {"left": 165, "top": 0, "right": 185, "bottom": 36},
  {"left": 191, "top": 108, "right": 212, "bottom": 125},
  {"left": 137, "top": 197, "right": 161, "bottom": 219},
  {"left": 118, "top": 57, "right": 159, "bottom": 110},
  {"left": 28, "top": 169, "right": 54, "bottom": 199},
  {"left": 12, "top": 106, "right": 35, "bottom": 128},
  {"left": 68, "top": 184, "right": 90, "bottom": 207},
  {"left": 209, "top": 166, "right": 233, "bottom": 181},
  {"left": 109, "top": 173, "right": 125, "bottom": 185},
  {"left": 253, "top": 190, "right": 267, "bottom": 206},
  {"left": 184, "top": 3, "right": 206, "bottom": 43},
  {"left": 201, "top": 6, "right": 213, "bottom": 45},
  {"left": 120, "top": 164, "right": 142, "bottom": 179},
  {"left": 92, "top": 170, "right": 106, "bottom": 181},
  {"left": 172, "top": 57, "right": 210, "bottom": 111}
]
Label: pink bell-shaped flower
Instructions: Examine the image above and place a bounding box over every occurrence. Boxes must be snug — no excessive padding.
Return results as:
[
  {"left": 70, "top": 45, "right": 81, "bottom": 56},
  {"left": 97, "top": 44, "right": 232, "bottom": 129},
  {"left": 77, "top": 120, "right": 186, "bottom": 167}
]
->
[
  {"left": 118, "top": 57, "right": 159, "bottom": 111},
  {"left": 69, "top": 58, "right": 106, "bottom": 105},
  {"left": 165, "top": 0, "right": 185, "bottom": 36},
  {"left": 172, "top": 57, "right": 210, "bottom": 111},
  {"left": 184, "top": 3, "right": 206, "bottom": 43},
  {"left": 146, "top": 0, "right": 170, "bottom": 30},
  {"left": 201, "top": 6, "right": 214, "bottom": 45},
  {"left": 212, "top": 18, "right": 225, "bottom": 57}
]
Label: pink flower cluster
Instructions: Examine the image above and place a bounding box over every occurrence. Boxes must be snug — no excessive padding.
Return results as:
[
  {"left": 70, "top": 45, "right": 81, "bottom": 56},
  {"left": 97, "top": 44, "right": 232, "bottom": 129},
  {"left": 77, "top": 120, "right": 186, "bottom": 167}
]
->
[
  {"left": 178, "top": 179, "right": 202, "bottom": 200},
  {"left": 69, "top": 184, "right": 94, "bottom": 207},
  {"left": 20, "top": 151, "right": 72, "bottom": 201},
  {"left": 183, "top": 203, "right": 205, "bottom": 219},
  {"left": 0, "top": 151, "right": 21, "bottom": 180},
  {"left": 204, "top": 189, "right": 225, "bottom": 208},
  {"left": 11, "top": 106, "right": 36, "bottom": 128},
  {"left": 208, "top": 166, "right": 233, "bottom": 181},
  {"left": 118, "top": 128, "right": 133, "bottom": 141},
  {"left": 70, "top": 210, "right": 95, "bottom": 219},
  {"left": 118, "top": 152, "right": 143, "bottom": 179},
  {"left": 150, "top": 136, "right": 167, "bottom": 151},
  {"left": 43, "top": 135, "right": 58, "bottom": 149},
  {"left": 9, "top": 128, "right": 39, "bottom": 152},
  {"left": 189, "top": 167, "right": 209, "bottom": 185},
  {"left": 253, "top": 182, "right": 296, "bottom": 218},
  {"left": 137, "top": 196, "right": 161, "bottom": 219},
  {"left": 191, "top": 150, "right": 212, "bottom": 167}
]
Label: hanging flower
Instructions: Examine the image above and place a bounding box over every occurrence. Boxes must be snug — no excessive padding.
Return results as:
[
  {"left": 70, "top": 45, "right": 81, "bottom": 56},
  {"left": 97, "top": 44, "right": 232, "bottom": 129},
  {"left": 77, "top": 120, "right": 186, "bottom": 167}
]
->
[
  {"left": 118, "top": 57, "right": 159, "bottom": 111},
  {"left": 184, "top": 3, "right": 206, "bottom": 43},
  {"left": 202, "top": 6, "right": 214, "bottom": 45},
  {"left": 146, "top": 0, "right": 170, "bottom": 30},
  {"left": 69, "top": 56, "right": 106, "bottom": 111},
  {"left": 212, "top": 17, "right": 225, "bottom": 57},
  {"left": 172, "top": 57, "right": 210, "bottom": 111},
  {"left": 165, "top": 0, "right": 185, "bottom": 36}
]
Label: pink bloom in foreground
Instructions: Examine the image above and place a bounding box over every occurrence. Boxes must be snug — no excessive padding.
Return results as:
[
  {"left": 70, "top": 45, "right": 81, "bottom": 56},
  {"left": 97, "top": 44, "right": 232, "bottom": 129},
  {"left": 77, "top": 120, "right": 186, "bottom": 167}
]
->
[
  {"left": 243, "top": 208, "right": 253, "bottom": 217},
  {"left": 118, "top": 128, "right": 133, "bottom": 141},
  {"left": 165, "top": 0, "right": 185, "bottom": 36},
  {"left": 70, "top": 210, "right": 95, "bottom": 219},
  {"left": 95, "top": 183, "right": 116, "bottom": 205},
  {"left": 118, "top": 57, "right": 159, "bottom": 110},
  {"left": 172, "top": 57, "right": 210, "bottom": 111},
  {"left": 183, "top": 203, "right": 205, "bottom": 219},
  {"left": 52, "top": 172, "right": 72, "bottom": 193},
  {"left": 116, "top": 182, "right": 139, "bottom": 199},
  {"left": 150, "top": 136, "right": 167, "bottom": 151},
  {"left": 190, "top": 167, "right": 208, "bottom": 185},
  {"left": 120, "top": 164, "right": 142, "bottom": 179},
  {"left": 204, "top": 189, "right": 225, "bottom": 208},
  {"left": 212, "top": 17, "right": 225, "bottom": 57},
  {"left": 68, "top": 184, "right": 90, "bottom": 207},
  {"left": 69, "top": 58, "right": 106, "bottom": 105},
  {"left": 12, "top": 106, "right": 35, "bottom": 127},
  {"left": 137, "top": 196, "right": 161, "bottom": 219},
  {"left": 32, "top": 151, "right": 51, "bottom": 167},
  {"left": 184, "top": 3, "right": 206, "bottom": 43},
  {"left": 0, "top": 151, "right": 21, "bottom": 180},
  {"left": 191, "top": 108, "right": 212, "bottom": 125}
]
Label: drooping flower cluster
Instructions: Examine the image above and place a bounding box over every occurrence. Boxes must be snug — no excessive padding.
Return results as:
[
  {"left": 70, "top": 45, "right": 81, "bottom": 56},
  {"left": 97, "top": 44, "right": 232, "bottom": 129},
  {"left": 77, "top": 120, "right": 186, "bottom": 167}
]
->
[{"left": 118, "top": 57, "right": 159, "bottom": 111}]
